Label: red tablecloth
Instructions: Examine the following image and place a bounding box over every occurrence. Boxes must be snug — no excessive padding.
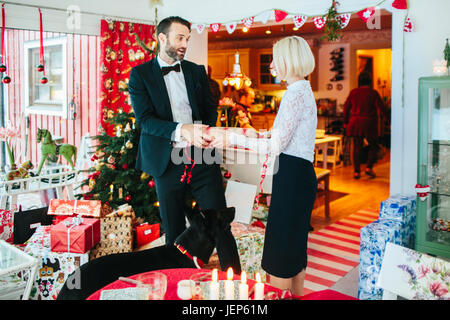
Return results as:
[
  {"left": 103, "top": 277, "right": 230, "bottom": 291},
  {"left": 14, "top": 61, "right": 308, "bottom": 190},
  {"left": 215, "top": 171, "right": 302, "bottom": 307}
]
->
[
  {"left": 87, "top": 268, "right": 357, "bottom": 300},
  {"left": 87, "top": 268, "right": 286, "bottom": 300}
]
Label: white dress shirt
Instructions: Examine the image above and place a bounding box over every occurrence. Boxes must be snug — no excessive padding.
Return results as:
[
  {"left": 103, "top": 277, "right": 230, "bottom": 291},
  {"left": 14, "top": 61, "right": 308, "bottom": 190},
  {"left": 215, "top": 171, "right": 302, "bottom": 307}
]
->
[{"left": 157, "top": 55, "right": 192, "bottom": 147}]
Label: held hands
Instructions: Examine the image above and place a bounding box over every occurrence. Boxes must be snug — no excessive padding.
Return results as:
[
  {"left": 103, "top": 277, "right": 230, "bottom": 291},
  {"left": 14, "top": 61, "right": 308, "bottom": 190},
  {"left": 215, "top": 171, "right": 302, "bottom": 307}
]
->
[{"left": 180, "top": 125, "right": 255, "bottom": 149}]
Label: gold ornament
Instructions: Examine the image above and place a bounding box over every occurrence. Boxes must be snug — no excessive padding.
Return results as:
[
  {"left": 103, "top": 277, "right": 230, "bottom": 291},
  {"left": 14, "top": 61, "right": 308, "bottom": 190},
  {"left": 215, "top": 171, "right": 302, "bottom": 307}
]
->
[
  {"left": 125, "top": 140, "right": 133, "bottom": 149},
  {"left": 140, "top": 172, "right": 150, "bottom": 180},
  {"left": 89, "top": 178, "right": 96, "bottom": 189},
  {"left": 120, "top": 146, "right": 126, "bottom": 154}
]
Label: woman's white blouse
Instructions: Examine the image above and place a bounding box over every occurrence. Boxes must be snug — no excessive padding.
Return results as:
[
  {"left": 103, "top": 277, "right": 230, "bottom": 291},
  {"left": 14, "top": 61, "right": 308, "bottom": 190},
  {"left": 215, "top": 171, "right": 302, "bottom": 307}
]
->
[{"left": 228, "top": 80, "right": 317, "bottom": 163}]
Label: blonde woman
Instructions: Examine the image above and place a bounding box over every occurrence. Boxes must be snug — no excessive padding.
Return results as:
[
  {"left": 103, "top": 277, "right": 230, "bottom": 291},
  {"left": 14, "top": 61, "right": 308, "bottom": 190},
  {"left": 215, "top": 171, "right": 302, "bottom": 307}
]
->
[{"left": 210, "top": 36, "right": 318, "bottom": 296}]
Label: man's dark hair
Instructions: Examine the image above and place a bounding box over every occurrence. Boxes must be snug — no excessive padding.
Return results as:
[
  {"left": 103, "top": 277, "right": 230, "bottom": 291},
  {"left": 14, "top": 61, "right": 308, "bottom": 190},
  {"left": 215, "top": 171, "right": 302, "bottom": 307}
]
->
[
  {"left": 358, "top": 72, "right": 372, "bottom": 88},
  {"left": 156, "top": 16, "right": 191, "bottom": 36}
]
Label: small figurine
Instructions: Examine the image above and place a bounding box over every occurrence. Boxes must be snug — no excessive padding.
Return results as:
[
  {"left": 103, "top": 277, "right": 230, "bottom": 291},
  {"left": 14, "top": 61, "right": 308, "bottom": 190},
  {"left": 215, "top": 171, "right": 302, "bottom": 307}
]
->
[{"left": 6, "top": 160, "right": 34, "bottom": 181}]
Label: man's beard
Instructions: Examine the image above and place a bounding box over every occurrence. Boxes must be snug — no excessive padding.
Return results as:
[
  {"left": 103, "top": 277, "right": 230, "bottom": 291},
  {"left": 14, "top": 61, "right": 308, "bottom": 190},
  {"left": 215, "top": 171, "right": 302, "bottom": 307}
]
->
[{"left": 165, "top": 39, "right": 185, "bottom": 62}]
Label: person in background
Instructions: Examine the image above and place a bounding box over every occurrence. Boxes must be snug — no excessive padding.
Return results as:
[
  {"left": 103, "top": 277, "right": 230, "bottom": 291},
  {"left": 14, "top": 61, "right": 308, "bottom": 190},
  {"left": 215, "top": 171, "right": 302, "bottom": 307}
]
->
[
  {"left": 207, "top": 65, "right": 221, "bottom": 107},
  {"left": 210, "top": 36, "right": 318, "bottom": 296},
  {"left": 343, "top": 72, "right": 389, "bottom": 179},
  {"left": 230, "top": 87, "right": 255, "bottom": 129}
]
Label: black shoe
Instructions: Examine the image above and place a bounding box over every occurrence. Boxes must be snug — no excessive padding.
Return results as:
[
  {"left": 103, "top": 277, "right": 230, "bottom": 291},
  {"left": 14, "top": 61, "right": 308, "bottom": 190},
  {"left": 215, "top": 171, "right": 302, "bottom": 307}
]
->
[
  {"left": 354, "top": 172, "right": 361, "bottom": 179},
  {"left": 365, "top": 168, "right": 376, "bottom": 178}
]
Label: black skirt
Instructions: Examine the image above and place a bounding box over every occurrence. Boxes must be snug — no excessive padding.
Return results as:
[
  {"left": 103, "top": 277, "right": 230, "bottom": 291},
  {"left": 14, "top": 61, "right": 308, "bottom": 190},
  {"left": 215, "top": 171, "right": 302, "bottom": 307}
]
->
[{"left": 261, "top": 153, "right": 317, "bottom": 278}]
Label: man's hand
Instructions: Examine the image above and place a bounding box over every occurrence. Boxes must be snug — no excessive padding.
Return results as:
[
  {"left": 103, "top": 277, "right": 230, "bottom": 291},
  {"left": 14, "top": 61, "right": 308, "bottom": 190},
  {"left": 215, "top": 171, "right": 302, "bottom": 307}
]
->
[
  {"left": 180, "top": 124, "right": 214, "bottom": 148},
  {"left": 208, "top": 127, "right": 229, "bottom": 149}
]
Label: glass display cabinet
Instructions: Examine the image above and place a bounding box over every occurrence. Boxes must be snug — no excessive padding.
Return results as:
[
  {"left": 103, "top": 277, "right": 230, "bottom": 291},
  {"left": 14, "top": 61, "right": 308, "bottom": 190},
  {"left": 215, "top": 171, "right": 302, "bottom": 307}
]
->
[{"left": 416, "top": 76, "right": 450, "bottom": 258}]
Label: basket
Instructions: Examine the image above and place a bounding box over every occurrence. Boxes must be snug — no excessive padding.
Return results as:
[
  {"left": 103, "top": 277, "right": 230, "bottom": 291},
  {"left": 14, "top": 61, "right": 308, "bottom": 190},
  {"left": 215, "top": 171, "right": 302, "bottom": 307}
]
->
[{"left": 89, "top": 216, "right": 133, "bottom": 260}]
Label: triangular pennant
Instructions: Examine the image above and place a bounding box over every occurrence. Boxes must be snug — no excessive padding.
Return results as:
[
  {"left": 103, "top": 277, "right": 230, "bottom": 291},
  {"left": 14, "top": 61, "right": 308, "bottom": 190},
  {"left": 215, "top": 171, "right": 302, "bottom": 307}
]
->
[
  {"left": 403, "top": 17, "right": 414, "bottom": 32},
  {"left": 336, "top": 13, "right": 351, "bottom": 29},
  {"left": 274, "top": 10, "right": 288, "bottom": 23},
  {"left": 357, "top": 7, "right": 375, "bottom": 23},
  {"left": 254, "top": 10, "right": 272, "bottom": 24},
  {"left": 194, "top": 24, "right": 205, "bottom": 34},
  {"left": 225, "top": 22, "right": 237, "bottom": 34},
  {"left": 241, "top": 17, "right": 254, "bottom": 28},
  {"left": 293, "top": 15, "right": 307, "bottom": 29},
  {"left": 392, "top": 0, "right": 408, "bottom": 10},
  {"left": 313, "top": 16, "right": 327, "bottom": 29},
  {"left": 210, "top": 23, "right": 221, "bottom": 33}
]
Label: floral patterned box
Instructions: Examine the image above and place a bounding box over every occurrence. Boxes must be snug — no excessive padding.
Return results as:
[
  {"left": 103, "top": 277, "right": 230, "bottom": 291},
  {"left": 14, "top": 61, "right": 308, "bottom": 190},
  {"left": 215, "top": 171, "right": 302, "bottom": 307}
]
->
[
  {"left": 23, "top": 226, "right": 89, "bottom": 300},
  {"left": 231, "top": 222, "right": 266, "bottom": 282},
  {"left": 358, "top": 219, "right": 403, "bottom": 300},
  {"left": 377, "top": 242, "right": 449, "bottom": 300},
  {"left": 48, "top": 199, "right": 111, "bottom": 218}
]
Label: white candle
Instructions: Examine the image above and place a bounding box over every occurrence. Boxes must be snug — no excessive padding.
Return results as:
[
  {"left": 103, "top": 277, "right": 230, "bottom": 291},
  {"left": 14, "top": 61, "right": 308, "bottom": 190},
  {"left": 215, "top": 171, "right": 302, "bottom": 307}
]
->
[
  {"left": 224, "top": 267, "right": 234, "bottom": 300},
  {"left": 254, "top": 273, "right": 265, "bottom": 300},
  {"left": 239, "top": 271, "right": 249, "bottom": 300},
  {"left": 209, "top": 269, "right": 219, "bottom": 300}
]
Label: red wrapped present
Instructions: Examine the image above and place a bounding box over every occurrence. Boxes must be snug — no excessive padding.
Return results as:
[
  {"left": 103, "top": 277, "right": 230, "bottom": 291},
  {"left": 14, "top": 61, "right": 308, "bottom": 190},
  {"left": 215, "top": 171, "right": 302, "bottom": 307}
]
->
[
  {"left": 48, "top": 199, "right": 111, "bottom": 218},
  {"left": 136, "top": 223, "right": 160, "bottom": 248},
  {"left": 50, "top": 216, "right": 100, "bottom": 253}
]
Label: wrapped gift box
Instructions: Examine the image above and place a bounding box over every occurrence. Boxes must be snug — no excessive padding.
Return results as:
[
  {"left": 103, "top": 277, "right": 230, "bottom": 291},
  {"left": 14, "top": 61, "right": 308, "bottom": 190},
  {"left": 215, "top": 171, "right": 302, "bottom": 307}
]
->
[
  {"left": 379, "top": 195, "right": 416, "bottom": 248},
  {"left": 48, "top": 199, "right": 112, "bottom": 218},
  {"left": 358, "top": 219, "right": 403, "bottom": 300},
  {"left": 24, "top": 226, "right": 89, "bottom": 300},
  {"left": 89, "top": 216, "right": 133, "bottom": 260},
  {"left": 50, "top": 217, "right": 100, "bottom": 254},
  {"left": 135, "top": 223, "right": 160, "bottom": 248},
  {"left": 231, "top": 222, "right": 266, "bottom": 282}
]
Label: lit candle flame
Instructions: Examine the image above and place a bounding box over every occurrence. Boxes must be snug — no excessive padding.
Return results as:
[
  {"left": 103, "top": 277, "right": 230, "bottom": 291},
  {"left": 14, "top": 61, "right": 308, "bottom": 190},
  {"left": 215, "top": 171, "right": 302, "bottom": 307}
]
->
[
  {"left": 255, "top": 272, "right": 262, "bottom": 283},
  {"left": 227, "top": 267, "right": 233, "bottom": 280},
  {"left": 110, "top": 184, "right": 114, "bottom": 193},
  {"left": 212, "top": 269, "right": 218, "bottom": 282},
  {"left": 241, "top": 271, "right": 247, "bottom": 284}
]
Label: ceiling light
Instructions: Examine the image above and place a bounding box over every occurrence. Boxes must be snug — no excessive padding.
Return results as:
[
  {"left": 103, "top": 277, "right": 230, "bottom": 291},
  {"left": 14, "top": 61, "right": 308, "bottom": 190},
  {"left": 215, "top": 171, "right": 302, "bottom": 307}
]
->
[
  {"left": 265, "top": 27, "right": 271, "bottom": 34},
  {"left": 223, "top": 51, "right": 252, "bottom": 90},
  {"left": 242, "top": 27, "right": 248, "bottom": 32},
  {"left": 293, "top": 27, "right": 299, "bottom": 31}
]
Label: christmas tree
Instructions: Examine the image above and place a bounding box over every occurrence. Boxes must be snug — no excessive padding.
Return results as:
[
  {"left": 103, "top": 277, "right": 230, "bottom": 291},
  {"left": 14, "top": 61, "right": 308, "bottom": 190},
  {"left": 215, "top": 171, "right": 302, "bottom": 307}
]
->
[{"left": 77, "top": 110, "right": 161, "bottom": 224}]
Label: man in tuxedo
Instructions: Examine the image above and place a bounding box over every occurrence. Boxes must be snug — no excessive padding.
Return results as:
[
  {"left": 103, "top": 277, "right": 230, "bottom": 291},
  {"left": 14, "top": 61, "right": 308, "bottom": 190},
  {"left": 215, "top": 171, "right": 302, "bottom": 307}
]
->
[{"left": 128, "top": 16, "right": 241, "bottom": 273}]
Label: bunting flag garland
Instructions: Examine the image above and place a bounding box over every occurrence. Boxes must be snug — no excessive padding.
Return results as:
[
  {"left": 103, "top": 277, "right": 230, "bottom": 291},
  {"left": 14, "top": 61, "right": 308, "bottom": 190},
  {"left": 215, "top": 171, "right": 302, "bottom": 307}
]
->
[
  {"left": 313, "top": 16, "right": 327, "bottom": 29},
  {"left": 274, "top": 10, "right": 288, "bottom": 23},
  {"left": 392, "top": 0, "right": 408, "bottom": 10},
  {"left": 194, "top": 23, "right": 205, "bottom": 34},
  {"left": 254, "top": 10, "right": 272, "bottom": 24},
  {"left": 356, "top": 7, "right": 375, "bottom": 23},
  {"left": 403, "top": 17, "right": 414, "bottom": 32},
  {"left": 225, "top": 22, "right": 237, "bottom": 34},
  {"left": 336, "top": 13, "right": 351, "bottom": 29},
  {"left": 241, "top": 16, "right": 254, "bottom": 28},
  {"left": 210, "top": 23, "right": 221, "bottom": 33},
  {"left": 293, "top": 15, "right": 307, "bottom": 29}
]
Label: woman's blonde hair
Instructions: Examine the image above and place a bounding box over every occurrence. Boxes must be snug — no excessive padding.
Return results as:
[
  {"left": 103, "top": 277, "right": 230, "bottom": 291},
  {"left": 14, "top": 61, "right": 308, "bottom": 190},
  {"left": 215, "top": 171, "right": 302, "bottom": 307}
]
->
[{"left": 272, "top": 36, "right": 315, "bottom": 81}]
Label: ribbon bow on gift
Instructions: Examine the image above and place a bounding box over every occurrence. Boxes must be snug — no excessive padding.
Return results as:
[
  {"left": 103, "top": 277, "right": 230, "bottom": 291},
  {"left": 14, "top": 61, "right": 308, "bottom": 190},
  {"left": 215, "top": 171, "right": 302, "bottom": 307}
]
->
[{"left": 63, "top": 216, "right": 85, "bottom": 253}]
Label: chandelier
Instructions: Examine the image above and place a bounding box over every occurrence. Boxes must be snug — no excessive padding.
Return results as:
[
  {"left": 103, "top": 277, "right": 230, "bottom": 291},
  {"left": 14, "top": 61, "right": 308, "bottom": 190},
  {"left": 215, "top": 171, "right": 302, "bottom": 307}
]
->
[{"left": 222, "top": 51, "right": 252, "bottom": 90}]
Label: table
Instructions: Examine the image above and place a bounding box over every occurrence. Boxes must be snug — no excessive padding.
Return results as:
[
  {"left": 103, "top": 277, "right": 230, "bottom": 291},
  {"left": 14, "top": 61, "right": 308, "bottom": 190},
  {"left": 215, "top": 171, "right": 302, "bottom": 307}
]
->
[
  {"left": 87, "top": 268, "right": 288, "bottom": 300},
  {"left": 314, "top": 135, "right": 342, "bottom": 169}
]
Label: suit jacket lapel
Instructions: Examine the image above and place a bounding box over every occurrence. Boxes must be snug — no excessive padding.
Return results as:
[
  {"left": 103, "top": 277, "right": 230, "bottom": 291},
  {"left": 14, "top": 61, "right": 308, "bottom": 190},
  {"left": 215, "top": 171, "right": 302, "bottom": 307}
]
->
[
  {"left": 181, "top": 61, "right": 200, "bottom": 120},
  {"left": 151, "top": 58, "right": 173, "bottom": 121}
]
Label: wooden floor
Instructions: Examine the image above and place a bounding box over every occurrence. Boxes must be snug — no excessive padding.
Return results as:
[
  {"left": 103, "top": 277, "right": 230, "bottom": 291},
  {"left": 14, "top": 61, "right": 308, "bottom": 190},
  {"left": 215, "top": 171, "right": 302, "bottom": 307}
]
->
[{"left": 310, "top": 150, "right": 390, "bottom": 231}]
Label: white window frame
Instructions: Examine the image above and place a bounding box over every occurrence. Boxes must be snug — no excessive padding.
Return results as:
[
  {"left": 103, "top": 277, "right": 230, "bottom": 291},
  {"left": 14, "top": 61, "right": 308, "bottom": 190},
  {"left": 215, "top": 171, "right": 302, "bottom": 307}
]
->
[{"left": 23, "top": 36, "right": 67, "bottom": 118}]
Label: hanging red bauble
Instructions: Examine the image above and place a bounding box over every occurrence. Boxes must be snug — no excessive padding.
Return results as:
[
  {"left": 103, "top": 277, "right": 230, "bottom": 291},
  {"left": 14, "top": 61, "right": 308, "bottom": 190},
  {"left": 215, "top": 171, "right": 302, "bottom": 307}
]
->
[
  {"left": 148, "top": 180, "right": 155, "bottom": 188},
  {"left": 40, "top": 76, "right": 48, "bottom": 84},
  {"left": 0, "top": 64, "right": 6, "bottom": 73},
  {"left": 36, "top": 64, "right": 44, "bottom": 72},
  {"left": 125, "top": 195, "right": 131, "bottom": 202},
  {"left": 224, "top": 171, "right": 231, "bottom": 179},
  {"left": 122, "top": 163, "right": 128, "bottom": 170},
  {"left": 2, "top": 75, "right": 11, "bottom": 84}
]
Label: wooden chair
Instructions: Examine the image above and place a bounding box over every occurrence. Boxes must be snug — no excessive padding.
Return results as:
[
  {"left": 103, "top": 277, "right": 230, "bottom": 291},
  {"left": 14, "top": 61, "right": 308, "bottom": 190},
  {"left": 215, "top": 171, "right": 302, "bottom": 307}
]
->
[{"left": 314, "top": 167, "right": 331, "bottom": 218}]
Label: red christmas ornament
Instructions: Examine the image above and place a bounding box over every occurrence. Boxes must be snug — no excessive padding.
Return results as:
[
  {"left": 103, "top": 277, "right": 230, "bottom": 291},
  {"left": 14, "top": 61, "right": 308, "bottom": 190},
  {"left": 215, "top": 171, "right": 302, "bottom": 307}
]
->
[
  {"left": 40, "top": 76, "right": 48, "bottom": 84},
  {"left": 148, "top": 180, "right": 155, "bottom": 188},
  {"left": 125, "top": 195, "right": 131, "bottom": 202},
  {"left": 91, "top": 154, "right": 99, "bottom": 161},
  {"left": 36, "top": 64, "right": 44, "bottom": 72},
  {"left": 2, "top": 75, "right": 11, "bottom": 84},
  {"left": 0, "top": 64, "right": 6, "bottom": 73},
  {"left": 122, "top": 163, "right": 128, "bottom": 170},
  {"left": 224, "top": 171, "right": 231, "bottom": 179}
]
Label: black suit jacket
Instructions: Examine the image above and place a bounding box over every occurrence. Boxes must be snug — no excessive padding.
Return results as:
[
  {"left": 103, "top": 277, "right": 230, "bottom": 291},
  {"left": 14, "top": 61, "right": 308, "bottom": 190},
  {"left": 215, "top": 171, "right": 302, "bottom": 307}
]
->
[{"left": 128, "top": 58, "right": 218, "bottom": 178}]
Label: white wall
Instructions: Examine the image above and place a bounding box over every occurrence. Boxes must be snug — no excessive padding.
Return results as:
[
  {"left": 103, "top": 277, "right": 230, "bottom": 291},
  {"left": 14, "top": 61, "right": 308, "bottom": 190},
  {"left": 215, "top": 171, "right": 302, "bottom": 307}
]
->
[{"left": 390, "top": 0, "right": 450, "bottom": 195}]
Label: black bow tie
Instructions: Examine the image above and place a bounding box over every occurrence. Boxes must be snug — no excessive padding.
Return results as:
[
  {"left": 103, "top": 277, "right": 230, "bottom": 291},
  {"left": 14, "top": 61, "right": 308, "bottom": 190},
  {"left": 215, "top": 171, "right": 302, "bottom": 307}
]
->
[{"left": 161, "top": 63, "right": 181, "bottom": 76}]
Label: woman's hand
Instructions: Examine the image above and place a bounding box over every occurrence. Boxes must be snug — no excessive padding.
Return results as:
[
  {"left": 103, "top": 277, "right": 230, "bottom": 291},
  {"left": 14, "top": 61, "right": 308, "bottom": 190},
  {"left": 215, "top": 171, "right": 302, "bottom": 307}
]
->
[{"left": 208, "top": 128, "right": 230, "bottom": 149}]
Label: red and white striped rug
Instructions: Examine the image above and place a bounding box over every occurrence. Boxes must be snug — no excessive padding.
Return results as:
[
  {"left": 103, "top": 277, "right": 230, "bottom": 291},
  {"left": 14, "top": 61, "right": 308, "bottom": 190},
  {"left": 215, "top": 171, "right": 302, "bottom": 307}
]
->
[{"left": 303, "top": 208, "right": 379, "bottom": 296}]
